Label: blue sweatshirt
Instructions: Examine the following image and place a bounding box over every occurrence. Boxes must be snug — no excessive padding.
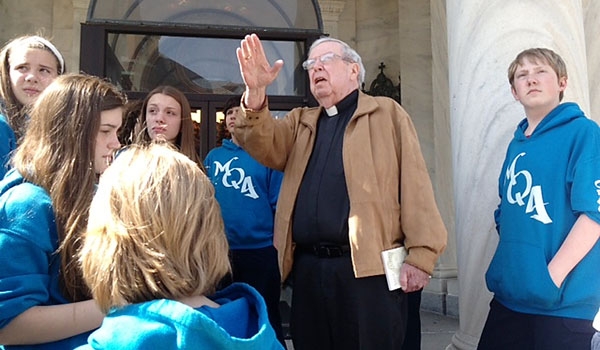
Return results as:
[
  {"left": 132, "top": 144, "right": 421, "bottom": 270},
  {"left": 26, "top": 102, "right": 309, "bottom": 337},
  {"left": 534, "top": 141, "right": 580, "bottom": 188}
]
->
[
  {"left": 204, "top": 139, "right": 283, "bottom": 249},
  {"left": 0, "top": 169, "right": 91, "bottom": 349},
  {"left": 76, "top": 283, "right": 284, "bottom": 350},
  {"left": 486, "top": 102, "right": 600, "bottom": 320},
  {"left": 0, "top": 114, "right": 16, "bottom": 180}
]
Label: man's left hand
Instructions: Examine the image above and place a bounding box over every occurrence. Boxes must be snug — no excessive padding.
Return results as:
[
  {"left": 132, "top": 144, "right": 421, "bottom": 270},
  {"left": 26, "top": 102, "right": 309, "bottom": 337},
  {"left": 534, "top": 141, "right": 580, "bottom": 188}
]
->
[{"left": 399, "top": 263, "right": 431, "bottom": 292}]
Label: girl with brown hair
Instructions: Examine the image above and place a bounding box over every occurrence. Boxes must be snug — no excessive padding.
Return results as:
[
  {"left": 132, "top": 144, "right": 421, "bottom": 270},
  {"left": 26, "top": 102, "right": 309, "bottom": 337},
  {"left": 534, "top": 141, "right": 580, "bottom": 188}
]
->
[
  {"left": 0, "top": 74, "right": 126, "bottom": 348},
  {"left": 136, "top": 85, "right": 203, "bottom": 168}
]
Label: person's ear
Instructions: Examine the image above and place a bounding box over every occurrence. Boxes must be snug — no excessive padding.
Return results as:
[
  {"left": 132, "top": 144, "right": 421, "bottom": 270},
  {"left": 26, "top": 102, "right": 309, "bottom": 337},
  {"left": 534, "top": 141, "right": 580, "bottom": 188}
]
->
[
  {"left": 511, "top": 86, "right": 519, "bottom": 101},
  {"left": 350, "top": 63, "right": 360, "bottom": 82},
  {"left": 558, "top": 76, "right": 567, "bottom": 91}
]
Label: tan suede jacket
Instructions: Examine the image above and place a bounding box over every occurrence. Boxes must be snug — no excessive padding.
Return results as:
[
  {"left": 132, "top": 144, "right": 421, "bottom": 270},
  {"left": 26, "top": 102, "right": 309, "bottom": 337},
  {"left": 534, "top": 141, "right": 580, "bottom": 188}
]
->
[{"left": 236, "top": 91, "right": 447, "bottom": 280}]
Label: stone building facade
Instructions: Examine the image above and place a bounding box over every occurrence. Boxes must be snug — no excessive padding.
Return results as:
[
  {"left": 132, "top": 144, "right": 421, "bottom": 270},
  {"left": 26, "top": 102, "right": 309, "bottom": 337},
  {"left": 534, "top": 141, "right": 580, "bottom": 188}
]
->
[{"left": 1, "top": 1, "right": 599, "bottom": 349}]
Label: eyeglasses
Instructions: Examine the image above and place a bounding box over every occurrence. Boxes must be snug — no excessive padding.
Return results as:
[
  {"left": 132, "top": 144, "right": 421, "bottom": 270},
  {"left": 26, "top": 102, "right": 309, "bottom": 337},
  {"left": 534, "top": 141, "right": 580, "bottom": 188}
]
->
[{"left": 302, "top": 52, "right": 353, "bottom": 71}]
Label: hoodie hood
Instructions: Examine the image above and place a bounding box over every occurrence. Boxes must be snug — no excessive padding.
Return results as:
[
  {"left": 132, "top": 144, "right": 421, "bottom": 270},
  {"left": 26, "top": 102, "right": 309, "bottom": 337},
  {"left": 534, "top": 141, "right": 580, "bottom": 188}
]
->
[
  {"left": 0, "top": 168, "right": 23, "bottom": 196},
  {"left": 79, "top": 283, "right": 283, "bottom": 350},
  {"left": 514, "top": 102, "right": 585, "bottom": 141},
  {"left": 222, "top": 138, "right": 242, "bottom": 151}
]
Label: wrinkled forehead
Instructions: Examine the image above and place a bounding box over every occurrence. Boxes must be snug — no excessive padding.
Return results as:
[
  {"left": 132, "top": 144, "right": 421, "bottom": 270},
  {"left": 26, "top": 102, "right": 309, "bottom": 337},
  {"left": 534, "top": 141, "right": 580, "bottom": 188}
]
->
[{"left": 309, "top": 41, "right": 343, "bottom": 57}]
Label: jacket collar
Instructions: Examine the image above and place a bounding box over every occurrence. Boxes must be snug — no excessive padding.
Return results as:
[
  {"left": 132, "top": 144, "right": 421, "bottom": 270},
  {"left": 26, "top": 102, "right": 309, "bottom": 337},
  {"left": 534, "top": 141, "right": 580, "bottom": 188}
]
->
[{"left": 298, "top": 90, "right": 379, "bottom": 130}]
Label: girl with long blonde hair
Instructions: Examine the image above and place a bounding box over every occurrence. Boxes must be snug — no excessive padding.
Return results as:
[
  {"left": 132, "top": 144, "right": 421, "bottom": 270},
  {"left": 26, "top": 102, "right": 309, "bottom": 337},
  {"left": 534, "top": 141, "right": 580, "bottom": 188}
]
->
[{"left": 78, "top": 143, "right": 283, "bottom": 349}]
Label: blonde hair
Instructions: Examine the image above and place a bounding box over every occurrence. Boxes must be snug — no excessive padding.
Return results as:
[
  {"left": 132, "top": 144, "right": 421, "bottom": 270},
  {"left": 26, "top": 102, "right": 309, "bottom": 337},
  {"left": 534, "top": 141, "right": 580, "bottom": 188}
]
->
[
  {"left": 80, "top": 143, "right": 230, "bottom": 313},
  {"left": 507, "top": 48, "right": 568, "bottom": 101}
]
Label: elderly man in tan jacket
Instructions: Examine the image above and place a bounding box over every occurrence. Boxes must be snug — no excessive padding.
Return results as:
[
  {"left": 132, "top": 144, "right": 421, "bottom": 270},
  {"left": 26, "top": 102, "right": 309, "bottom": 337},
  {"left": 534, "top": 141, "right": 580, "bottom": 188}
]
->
[{"left": 235, "top": 33, "right": 447, "bottom": 350}]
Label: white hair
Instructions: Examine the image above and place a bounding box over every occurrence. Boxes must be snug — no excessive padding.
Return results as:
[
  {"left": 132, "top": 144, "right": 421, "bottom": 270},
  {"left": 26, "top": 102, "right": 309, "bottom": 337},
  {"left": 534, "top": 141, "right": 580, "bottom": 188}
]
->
[{"left": 309, "top": 37, "right": 365, "bottom": 86}]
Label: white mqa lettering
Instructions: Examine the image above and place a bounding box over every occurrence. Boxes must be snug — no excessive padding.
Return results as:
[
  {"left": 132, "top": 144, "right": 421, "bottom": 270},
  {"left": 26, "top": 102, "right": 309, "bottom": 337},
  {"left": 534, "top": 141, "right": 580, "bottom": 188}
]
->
[
  {"left": 505, "top": 152, "right": 552, "bottom": 224},
  {"left": 595, "top": 180, "right": 600, "bottom": 212},
  {"left": 212, "top": 157, "right": 259, "bottom": 199}
]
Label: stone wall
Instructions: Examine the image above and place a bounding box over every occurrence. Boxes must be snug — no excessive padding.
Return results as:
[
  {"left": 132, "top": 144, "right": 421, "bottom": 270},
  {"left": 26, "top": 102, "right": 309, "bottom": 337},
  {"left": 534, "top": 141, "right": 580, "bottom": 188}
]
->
[{"left": 0, "top": 0, "right": 87, "bottom": 73}]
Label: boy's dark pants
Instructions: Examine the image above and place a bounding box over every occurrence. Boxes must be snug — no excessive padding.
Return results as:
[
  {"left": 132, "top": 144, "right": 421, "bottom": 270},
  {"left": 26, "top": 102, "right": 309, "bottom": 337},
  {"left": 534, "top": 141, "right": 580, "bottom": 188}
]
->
[
  {"left": 478, "top": 298, "right": 594, "bottom": 350},
  {"left": 228, "top": 246, "right": 286, "bottom": 347}
]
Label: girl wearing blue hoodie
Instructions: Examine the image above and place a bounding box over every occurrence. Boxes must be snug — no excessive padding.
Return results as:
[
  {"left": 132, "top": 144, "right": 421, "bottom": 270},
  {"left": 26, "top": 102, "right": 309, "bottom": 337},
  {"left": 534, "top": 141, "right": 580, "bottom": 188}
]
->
[
  {"left": 78, "top": 143, "right": 283, "bottom": 350},
  {"left": 478, "top": 48, "right": 600, "bottom": 349},
  {"left": 0, "top": 74, "right": 125, "bottom": 348}
]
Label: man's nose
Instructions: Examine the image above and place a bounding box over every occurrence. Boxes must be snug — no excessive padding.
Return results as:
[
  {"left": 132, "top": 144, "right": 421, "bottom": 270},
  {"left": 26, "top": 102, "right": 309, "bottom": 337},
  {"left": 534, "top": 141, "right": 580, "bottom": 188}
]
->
[{"left": 313, "top": 60, "right": 325, "bottom": 70}]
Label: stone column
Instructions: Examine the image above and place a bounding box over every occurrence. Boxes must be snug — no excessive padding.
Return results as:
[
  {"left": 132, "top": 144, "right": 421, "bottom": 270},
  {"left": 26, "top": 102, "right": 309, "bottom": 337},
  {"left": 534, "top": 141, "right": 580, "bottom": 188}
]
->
[
  {"left": 398, "top": 0, "right": 458, "bottom": 315},
  {"left": 446, "top": 2, "right": 589, "bottom": 349},
  {"left": 584, "top": 0, "right": 600, "bottom": 121},
  {"left": 52, "top": 0, "right": 75, "bottom": 72},
  {"left": 430, "top": 0, "right": 459, "bottom": 317},
  {"left": 71, "top": 0, "right": 91, "bottom": 72},
  {"left": 0, "top": 0, "right": 53, "bottom": 42},
  {"left": 319, "top": 1, "right": 347, "bottom": 38}
]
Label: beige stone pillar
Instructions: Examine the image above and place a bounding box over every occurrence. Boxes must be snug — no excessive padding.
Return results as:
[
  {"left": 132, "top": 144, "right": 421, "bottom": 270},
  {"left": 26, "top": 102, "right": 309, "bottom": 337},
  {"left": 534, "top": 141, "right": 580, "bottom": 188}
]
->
[
  {"left": 430, "top": 0, "right": 458, "bottom": 316},
  {"left": 71, "top": 0, "right": 91, "bottom": 72},
  {"left": 398, "top": 0, "right": 458, "bottom": 315},
  {"left": 0, "top": 0, "right": 53, "bottom": 43},
  {"left": 584, "top": 0, "right": 600, "bottom": 121},
  {"left": 52, "top": 0, "right": 74, "bottom": 72},
  {"left": 446, "top": 1, "right": 589, "bottom": 349},
  {"left": 319, "top": 1, "right": 347, "bottom": 38}
]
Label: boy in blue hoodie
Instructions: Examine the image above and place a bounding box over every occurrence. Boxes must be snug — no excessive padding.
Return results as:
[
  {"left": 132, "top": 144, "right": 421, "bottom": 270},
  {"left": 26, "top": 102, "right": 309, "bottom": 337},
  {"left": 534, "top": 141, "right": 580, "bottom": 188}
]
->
[
  {"left": 478, "top": 48, "right": 600, "bottom": 349},
  {"left": 204, "top": 96, "right": 286, "bottom": 347}
]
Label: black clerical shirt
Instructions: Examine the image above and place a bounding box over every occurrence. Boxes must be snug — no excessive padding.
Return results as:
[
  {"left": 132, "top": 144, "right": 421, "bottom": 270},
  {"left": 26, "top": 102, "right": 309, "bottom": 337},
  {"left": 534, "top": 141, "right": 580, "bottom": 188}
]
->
[{"left": 292, "top": 89, "right": 359, "bottom": 245}]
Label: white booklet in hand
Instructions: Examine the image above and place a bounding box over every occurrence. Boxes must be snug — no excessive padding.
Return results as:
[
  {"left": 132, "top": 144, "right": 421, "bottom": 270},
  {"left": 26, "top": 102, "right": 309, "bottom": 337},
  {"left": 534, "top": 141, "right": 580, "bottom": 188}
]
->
[{"left": 381, "top": 246, "right": 408, "bottom": 291}]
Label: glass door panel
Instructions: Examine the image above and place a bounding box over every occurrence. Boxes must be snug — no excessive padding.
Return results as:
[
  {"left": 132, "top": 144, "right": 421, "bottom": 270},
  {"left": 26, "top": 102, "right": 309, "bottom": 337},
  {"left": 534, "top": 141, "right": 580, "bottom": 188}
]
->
[{"left": 106, "top": 34, "right": 306, "bottom": 97}]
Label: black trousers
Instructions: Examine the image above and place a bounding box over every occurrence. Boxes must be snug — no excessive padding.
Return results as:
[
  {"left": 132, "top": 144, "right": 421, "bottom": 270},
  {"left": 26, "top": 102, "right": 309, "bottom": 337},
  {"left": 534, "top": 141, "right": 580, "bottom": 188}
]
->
[
  {"left": 478, "top": 298, "right": 595, "bottom": 350},
  {"left": 290, "top": 251, "right": 407, "bottom": 350},
  {"left": 402, "top": 289, "right": 423, "bottom": 350},
  {"left": 224, "top": 246, "right": 286, "bottom": 347}
]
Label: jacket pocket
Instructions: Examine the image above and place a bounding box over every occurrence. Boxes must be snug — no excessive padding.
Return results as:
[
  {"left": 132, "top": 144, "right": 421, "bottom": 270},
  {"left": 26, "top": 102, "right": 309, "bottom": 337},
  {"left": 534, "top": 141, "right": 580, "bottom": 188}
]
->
[{"left": 485, "top": 240, "right": 562, "bottom": 308}]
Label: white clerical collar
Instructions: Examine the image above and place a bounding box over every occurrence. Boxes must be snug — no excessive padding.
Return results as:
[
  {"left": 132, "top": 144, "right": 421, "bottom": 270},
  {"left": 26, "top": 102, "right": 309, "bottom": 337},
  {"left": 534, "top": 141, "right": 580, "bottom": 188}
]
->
[{"left": 325, "top": 105, "right": 338, "bottom": 117}]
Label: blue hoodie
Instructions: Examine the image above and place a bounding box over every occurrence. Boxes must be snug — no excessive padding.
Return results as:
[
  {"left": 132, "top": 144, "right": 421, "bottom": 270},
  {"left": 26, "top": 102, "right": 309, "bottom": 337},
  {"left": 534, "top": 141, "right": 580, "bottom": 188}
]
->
[
  {"left": 0, "top": 114, "right": 16, "bottom": 180},
  {"left": 204, "top": 139, "right": 283, "bottom": 249},
  {"left": 0, "top": 169, "right": 91, "bottom": 349},
  {"left": 486, "top": 102, "right": 600, "bottom": 320},
  {"left": 77, "top": 283, "right": 284, "bottom": 350}
]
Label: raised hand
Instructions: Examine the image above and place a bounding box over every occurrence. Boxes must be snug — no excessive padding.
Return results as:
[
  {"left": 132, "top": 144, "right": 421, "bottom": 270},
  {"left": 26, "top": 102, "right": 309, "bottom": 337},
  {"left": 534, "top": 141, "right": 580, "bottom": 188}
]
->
[{"left": 236, "top": 33, "right": 284, "bottom": 110}]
